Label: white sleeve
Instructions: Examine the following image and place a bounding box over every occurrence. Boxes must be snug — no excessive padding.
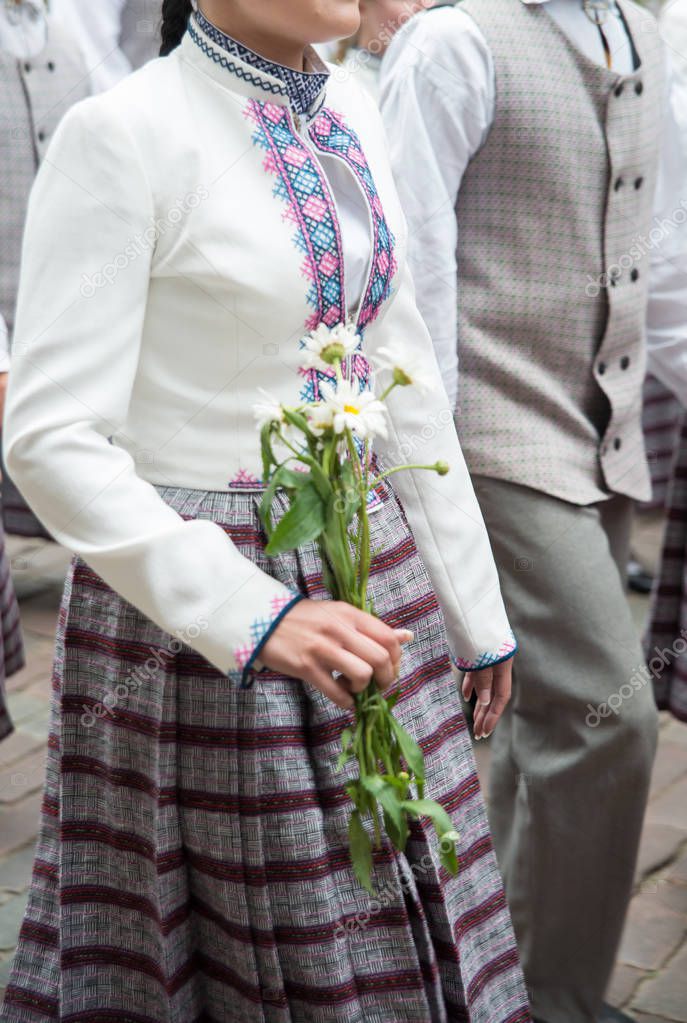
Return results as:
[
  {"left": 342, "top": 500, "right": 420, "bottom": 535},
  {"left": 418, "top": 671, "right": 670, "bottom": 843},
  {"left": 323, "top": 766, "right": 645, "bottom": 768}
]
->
[
  {"left": 4, "top": 97, "right": 301, "bottom": 681},
  {"left": 367, "top": 262, "right": 516, "bottom": 670},
  {"left": 379, "top": 8, "right": 495, "bottom": 409},
  {"left": 646, "top": 54, "right": 687, "bottom": 406},
  {"left": 0, "top": 313, "right": 9, "bottom": 372}
]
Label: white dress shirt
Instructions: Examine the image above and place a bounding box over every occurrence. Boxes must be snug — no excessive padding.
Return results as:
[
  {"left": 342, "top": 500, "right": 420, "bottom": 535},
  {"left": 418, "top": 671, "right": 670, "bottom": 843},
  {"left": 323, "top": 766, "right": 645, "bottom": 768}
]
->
[
  {"left": 380, "top": 0, "right": 687, "bottom": 408},
  {"left": 52, "top": 0, "right": 132, "bottom": 91}
]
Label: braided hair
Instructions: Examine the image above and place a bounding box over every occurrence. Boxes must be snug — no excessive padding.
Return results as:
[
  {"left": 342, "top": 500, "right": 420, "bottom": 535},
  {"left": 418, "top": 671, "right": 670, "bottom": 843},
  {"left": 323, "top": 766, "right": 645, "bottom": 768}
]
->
[{"left": 160, "top": 0, "right": 193, "bottom": 56}]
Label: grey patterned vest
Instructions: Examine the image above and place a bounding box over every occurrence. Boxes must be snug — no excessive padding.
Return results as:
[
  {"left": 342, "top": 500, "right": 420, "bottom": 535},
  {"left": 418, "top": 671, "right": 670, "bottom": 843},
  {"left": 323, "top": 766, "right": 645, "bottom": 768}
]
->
[
  {"left": 455, "top": 0, "right": 664, "bottom": 504},
  {"left": 0, "top": 21, "right": 90, "bottom": 339},
  {"left": 119, "top": 0, "right": 162, "bottom": 70}
]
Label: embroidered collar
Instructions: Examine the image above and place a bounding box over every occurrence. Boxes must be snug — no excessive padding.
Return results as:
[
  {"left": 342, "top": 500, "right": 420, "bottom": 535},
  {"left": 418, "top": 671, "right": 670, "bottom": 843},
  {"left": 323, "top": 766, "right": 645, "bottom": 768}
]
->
[{"left": 191, "top": 6, "right": 329, "bottom": 116}]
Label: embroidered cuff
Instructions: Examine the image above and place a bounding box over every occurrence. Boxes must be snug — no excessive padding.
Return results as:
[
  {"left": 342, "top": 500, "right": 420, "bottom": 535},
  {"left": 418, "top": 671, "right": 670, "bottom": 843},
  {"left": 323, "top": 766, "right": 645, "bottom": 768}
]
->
[
  {"left": 452, "top": 631, "right": 518, "bottom": 673},
  {"left": 234, "top": 591, "right": 305, "bottom": 689}
]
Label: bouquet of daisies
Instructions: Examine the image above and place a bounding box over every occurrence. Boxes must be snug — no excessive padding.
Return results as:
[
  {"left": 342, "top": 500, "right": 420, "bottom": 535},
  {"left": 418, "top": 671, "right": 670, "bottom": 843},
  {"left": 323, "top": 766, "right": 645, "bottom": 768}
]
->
[{"left": 254, "top": 323, "right": 459, "bottom": 894}]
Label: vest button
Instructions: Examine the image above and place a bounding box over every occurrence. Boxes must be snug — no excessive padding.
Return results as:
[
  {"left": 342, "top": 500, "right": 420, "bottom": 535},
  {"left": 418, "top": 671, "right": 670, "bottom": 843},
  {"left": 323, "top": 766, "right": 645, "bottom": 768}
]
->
[
  {"left": 635, "top": 81, "right": 644, "bottom": 95},
  {"left": 620, "top": 355, "right": 630, "bottom": 370},
  {"left": 614, "top": 83, "right": 624, "bottom": 97},
  {"left": 47, "top": 61, "right": 55, "bottom": 72},
  {"left": 630, "top": 268, "right": 640, "bottom": 282},
  {"left": 609, "top": 269, "right": 620, "bottom": 286},
  {"left": 614, "top": 437, "right": 622, "bottom": 451},
  {"left": 23, "top": 62, "right": 31, "bottom": 73},
  {"left": 614, "top": 177, "right": 624, "bottom": 191},
  {"left": 634, "top": 176, "right": 644, "bottom": 189},
  {"left": 37, "top": 130, "right": 45, "bottom": 142},
  {"left": 598, "top": 361, "right": 607, "bottom": 375}
]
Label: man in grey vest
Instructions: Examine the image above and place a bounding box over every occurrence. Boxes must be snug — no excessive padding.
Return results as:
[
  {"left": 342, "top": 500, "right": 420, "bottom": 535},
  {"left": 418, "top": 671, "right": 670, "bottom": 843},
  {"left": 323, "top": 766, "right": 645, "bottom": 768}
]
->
[{"left": 381, "top": 1, "right": 687, "bottom": 1021}]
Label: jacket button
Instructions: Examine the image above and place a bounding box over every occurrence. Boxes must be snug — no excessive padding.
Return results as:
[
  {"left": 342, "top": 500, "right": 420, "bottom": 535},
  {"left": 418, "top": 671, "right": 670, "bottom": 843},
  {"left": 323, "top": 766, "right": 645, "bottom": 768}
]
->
[
  {"left": 620, "top": 355, "right": 630, "bottom": 370},
  {"left": 614, "top": 177, "right": 624, "bottom": 191},
  {"left": 598, "top": 361, "right": 607, "bottom": 375},
  {"left": 47, "top": 61, "right": 55, "bottom": 72},
  {"left": 635, "top": 81, "right": 643, "bottom": 95},
  {"left": 630, "top": 268, "right": 639, "bottom": 282},
  {"left": 37, "top": 130, "right": 45, "bottom": 142},
  {"left": 614, "top": 437, "right": 622, "bottom": 450},
  {"left": 615, "top": 83, "right": 624, "bottom": 97},
  {"left": 634, "top": 176, "right": 644, "bottom": 189},
  {"left": 23, "top": 61, "right": 31, "bottom": 73}
]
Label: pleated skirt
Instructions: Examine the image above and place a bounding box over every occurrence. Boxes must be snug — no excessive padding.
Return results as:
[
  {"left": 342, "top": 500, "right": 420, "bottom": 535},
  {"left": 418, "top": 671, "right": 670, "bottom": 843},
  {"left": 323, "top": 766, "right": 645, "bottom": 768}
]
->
[{"left": 0, "top": 483, "right": 530, "bottom": 1023}]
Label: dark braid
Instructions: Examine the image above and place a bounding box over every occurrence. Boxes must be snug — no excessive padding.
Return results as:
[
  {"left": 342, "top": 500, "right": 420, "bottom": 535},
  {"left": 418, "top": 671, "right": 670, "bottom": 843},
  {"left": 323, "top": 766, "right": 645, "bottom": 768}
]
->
[{"left": 160, "top": 0, "right": 193, "bottom": 56}]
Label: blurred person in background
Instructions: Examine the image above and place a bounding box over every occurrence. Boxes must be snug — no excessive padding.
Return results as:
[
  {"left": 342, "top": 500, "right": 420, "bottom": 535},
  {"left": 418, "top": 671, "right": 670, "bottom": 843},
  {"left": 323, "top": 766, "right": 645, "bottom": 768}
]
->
[
  {"left": 0, "top": 0, "right": 91, "bottom": 732},
  {"left": 382, "top": 1, "right": 687, "bottom": 1021},
  {"left": 332, "top": 0, "right": 434, "bottom": 100},
  {"left": 55, "top": 0, "right": 162, "bottom": 91}
]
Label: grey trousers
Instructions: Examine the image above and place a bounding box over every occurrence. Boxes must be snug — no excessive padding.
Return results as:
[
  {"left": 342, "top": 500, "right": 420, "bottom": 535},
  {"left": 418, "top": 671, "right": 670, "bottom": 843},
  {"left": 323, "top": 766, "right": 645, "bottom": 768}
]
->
[{"left": 471, "top": 475, "right": 659, "bottom": 1023}]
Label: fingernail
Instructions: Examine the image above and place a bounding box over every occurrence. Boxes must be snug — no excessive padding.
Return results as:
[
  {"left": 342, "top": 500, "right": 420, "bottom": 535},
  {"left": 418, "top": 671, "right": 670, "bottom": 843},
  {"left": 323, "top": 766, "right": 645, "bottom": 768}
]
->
[
  {"left": 395, "top": 629, "right": 414, "bottom": 643},
  {"left": 483, "top": 731, "right": 492, "bottom": 739}
]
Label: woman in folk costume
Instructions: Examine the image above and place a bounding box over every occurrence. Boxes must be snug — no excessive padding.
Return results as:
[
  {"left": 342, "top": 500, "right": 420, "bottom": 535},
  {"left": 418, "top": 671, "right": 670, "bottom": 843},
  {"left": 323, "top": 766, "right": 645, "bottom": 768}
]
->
[{"left": 0, "top": 0, "right": 528, "bottom": 1019}]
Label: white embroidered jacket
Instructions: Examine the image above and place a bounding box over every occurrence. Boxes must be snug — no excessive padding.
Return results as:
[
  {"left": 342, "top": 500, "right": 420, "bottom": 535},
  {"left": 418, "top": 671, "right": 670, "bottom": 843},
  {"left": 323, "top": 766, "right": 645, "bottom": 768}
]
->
[{"left": 4, "top": 15, "right": 516, "bottom": 680}]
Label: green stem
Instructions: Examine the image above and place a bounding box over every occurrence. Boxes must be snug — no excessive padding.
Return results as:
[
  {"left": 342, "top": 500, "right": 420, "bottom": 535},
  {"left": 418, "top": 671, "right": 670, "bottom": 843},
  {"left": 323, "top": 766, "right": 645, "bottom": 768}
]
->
[{"left": 368, "top": 462, "right": 443, "bottom": 489}]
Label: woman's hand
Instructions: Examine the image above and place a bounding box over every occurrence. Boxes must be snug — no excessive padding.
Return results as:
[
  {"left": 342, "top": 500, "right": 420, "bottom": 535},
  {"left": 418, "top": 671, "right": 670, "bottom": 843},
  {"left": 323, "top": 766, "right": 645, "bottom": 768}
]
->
[
  {"left": 259, "top": 599, "right": 414, "bottom": 709},
  {"left": 462, "top": 658, "right": 514, "bottom": 740}
]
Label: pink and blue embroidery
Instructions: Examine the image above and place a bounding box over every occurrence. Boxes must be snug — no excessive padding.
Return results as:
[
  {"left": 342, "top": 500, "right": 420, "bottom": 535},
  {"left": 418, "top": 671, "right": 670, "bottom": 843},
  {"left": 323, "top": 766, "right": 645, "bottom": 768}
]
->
[
  {"left": 234, "top": 591, "right": 304, "bottom": 687},
  {"left": 245, "top": 100, "right": 347, "bottom": 407},
  {"left": 309, "top": 109, "right": 397, "bottom": 333},
  {"left": 452, "top": 631, "right": 519, "bottom": 672}
]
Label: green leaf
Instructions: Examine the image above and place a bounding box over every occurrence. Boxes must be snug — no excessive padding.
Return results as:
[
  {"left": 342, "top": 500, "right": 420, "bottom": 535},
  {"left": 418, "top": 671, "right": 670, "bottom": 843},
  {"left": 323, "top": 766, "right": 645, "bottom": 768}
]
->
[
  {"left": 260, "top": 422, "right": 277, "bottom": 484},
  {"left": 282, "top": 407, "right": 312, "bottom": 436},
  {"left": 401, "top": 797, "right": 453, "bottom": 837},
  {"left": 438, "top": 831, "right": 460, "bottom": 876},
  {"left": 361, "top": 776, "right": 409, "bottom": 852},
  {"left": 389, "top": 717, "right": 426, "bottom": 784},
  {"left": 264, "top": 481, "right": 326, "bottom": 556},
  {"left": 349, "top": 811, "right": 374, "bottom": 894},
  {"left": 335, "top": 728, "right": 354, "bottom": 770},
  {"left": 277, "top": 466, "right": 311, "bottom": 489}
]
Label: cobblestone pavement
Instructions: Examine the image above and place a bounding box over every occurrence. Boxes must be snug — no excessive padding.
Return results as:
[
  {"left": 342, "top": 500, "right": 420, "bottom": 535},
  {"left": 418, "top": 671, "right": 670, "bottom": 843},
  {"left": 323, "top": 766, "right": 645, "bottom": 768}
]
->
[{"left": 1, "top": 534, "right": 686, "bottom": 1020}]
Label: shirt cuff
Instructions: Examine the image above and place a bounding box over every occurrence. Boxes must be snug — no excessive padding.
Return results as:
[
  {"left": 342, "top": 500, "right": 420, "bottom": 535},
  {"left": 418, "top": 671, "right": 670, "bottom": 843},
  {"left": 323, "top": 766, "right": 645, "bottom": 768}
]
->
[
  {"left": 451, "top": 630, "right": 518, "bottom": 672},
  {"left": 236, "top": 591, "right": 305, "bottom": 689}
]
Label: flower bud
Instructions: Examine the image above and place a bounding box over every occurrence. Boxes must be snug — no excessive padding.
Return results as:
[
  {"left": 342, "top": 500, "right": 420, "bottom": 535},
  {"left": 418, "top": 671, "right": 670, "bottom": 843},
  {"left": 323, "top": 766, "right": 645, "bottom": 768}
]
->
[{"left": 434, "top": 461, "right": 450, "bottom": 476}]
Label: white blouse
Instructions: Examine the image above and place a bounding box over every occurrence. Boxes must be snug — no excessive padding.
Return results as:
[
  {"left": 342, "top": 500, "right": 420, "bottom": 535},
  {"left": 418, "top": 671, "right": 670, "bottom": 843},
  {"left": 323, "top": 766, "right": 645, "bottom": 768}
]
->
[{"left": 4, "top": 11, "right": 516, "bottom": 681}]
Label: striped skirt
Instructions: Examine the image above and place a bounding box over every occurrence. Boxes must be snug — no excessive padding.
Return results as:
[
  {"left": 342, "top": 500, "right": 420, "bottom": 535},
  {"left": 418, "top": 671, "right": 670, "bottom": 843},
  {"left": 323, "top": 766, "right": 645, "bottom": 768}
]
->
[
  {"left": 0, "top": 531, "right": 26, "bottom": 741},
  {"left": 0, "top": 484, "right": 530, "bottom": 1023},
  {"left": 646, "top": 414, "right": 687, "bottom": 722}
]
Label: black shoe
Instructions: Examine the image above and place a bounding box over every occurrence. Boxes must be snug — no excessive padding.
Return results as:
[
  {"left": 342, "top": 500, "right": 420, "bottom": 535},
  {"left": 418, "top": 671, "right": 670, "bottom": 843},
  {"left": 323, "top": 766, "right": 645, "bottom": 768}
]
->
[
  {"left": 627, "top": 558, "right": 653, "bottom": 594},
  {"left": 598, "top": 1004, "right": 637, "bottom": 1023}
]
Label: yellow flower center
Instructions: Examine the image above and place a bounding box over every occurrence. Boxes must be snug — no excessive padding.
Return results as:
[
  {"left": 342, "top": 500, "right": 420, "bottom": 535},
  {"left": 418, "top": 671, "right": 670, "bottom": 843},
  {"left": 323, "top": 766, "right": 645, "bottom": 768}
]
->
[{"left": 343, "top": 403, "right": 360, "bottom": 415}]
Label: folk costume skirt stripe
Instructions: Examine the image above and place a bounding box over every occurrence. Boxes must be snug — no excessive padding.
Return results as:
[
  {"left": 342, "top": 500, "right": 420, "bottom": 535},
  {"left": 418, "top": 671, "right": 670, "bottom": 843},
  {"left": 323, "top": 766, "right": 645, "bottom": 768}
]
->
[
  {"left": 0, "top": 534, "right": 26, "bottom": 741},
  {"left": 0, "top": 484, "right": 530, "bottom": 1023},
  {"left": 647, "top": 415, "right": 687, "bottom": 722}
]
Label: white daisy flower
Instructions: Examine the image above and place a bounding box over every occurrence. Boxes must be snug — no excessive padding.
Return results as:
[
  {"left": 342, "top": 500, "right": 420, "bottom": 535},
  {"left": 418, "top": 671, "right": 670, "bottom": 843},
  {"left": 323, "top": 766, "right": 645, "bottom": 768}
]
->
[
  {"left": 308, "top": 402, "right": 336, "bottom": 436},
  {"left": 253, "top": 389, "right": 285, "bottom": 430},
  {"left": 320, "top": 379, "right": 388, "bottom": 440},
  {"left": 301, "top": 322, "right": 360, "bottom": 372},
  {"left": 374, "top": 342, "right": 434, "bottom": 395}
]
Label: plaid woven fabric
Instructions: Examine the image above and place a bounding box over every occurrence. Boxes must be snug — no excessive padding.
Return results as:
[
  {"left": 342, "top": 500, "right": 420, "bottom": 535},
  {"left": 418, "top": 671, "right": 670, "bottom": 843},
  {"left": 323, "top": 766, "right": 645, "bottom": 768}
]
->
[
  {"left": 0, "top": 531, "right": 24, "bottom": 741},
  {"left": 646, "top": 416, "right": 687, "bottom": 722},
  {"left": 0, "top": 485, "right": 530, "bottom": 1022},
  {"left": 641, "top": 375, "right": 683, "bottom": 510}
]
